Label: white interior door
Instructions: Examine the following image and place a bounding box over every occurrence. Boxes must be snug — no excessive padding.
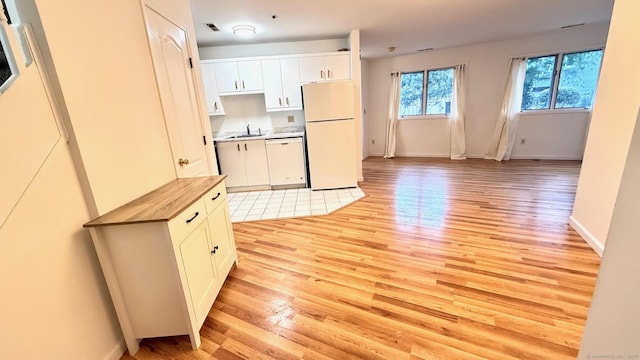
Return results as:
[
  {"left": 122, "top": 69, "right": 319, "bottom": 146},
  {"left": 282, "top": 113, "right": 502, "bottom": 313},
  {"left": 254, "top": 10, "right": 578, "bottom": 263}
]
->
[{"left": 145, "top": 7, "right": 208, "bottom": 177}]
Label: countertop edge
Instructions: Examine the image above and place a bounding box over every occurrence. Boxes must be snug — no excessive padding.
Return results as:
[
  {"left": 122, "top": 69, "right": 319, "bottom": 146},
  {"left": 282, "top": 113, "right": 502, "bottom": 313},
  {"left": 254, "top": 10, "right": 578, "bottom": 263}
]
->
[
  {"left": 83, "top": 175, "right": 227, "bottom": 228},
  {"left": 213, "top": 131, "right": 305, "bottom": 143}
]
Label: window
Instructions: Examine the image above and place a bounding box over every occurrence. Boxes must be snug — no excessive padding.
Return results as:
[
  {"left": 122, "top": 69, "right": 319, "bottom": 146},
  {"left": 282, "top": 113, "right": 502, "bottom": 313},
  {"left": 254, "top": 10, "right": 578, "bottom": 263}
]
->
[
  {"left": 399, "top": 67, "right": 454, "bottom": 117},
  {"left": 521, "top": 49, "right": 603, "bottom": 111},
  {"left": 1, "top": 0, "right": 14, "bottom": 91}
]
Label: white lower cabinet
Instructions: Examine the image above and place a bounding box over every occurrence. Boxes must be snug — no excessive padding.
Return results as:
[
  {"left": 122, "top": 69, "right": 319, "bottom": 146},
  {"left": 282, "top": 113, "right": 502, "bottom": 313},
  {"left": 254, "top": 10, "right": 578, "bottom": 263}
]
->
[
  {"left": 84, "top": 177, "right": 237, "bottom": 355},
  {"left": 216, "top": 140, "right": 270, "bottom": 188}
]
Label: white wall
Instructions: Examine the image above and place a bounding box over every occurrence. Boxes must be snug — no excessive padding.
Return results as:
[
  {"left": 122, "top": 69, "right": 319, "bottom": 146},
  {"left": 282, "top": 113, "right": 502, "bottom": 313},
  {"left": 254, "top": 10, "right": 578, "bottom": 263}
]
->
[
  {"left": 570, "top": 1, "right": 640, "bottom": 254},
  {"left": 34, "top": 0, "right": 177, "bottom": 215},
  {"left": 211, "top": 94, "right": 305, "bottom": 134},
  {"left": 366, "top": 22, "right": 610, "bottom": 158},
  {"left": 349, "top": 30, "right": 363, "bottom": 179},
  {"left": 361, "top": 59, "right": 370, "bottom": 159},
  {"left": 199, "top": 38, "right": 349, "bottom": 60},
  {"left": 578, "top": 107, "right": 640, "bottom": 358},
  {"left": 0, "top": 25, "right": 122, "bottom": 360},
  {"left": 1, "top": 0, "right": 212, "bottom": 359}
]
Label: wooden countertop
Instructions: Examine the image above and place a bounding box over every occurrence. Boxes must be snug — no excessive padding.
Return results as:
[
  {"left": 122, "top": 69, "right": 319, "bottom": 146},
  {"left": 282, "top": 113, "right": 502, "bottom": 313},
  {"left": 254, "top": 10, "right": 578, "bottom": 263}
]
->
[{"left": 84, "top": 176, "right": 226, "bottom": 228}]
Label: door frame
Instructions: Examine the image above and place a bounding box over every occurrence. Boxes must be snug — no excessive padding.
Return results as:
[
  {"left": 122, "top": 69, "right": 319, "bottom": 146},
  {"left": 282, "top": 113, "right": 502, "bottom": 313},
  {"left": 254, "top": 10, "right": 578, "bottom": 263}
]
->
[{"left": 138, "top": 0, "right": 216, "bottom": 176}]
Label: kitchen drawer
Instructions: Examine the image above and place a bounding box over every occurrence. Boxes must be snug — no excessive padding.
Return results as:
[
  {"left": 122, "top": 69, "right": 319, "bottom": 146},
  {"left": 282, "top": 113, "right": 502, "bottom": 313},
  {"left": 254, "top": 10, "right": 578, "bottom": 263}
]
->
[
  {"left": 169, "top": 198, "right": 207, "bottom": 241},
  {"left": 204, "top": 183, "right": 227, "bottom": 215}
]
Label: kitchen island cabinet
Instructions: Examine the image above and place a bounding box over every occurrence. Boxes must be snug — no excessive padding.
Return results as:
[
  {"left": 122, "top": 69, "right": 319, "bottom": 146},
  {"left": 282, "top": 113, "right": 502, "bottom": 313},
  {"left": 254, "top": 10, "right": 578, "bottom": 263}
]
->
[{"left": 84, "top": 176, "right": 237, "bottom": 355}]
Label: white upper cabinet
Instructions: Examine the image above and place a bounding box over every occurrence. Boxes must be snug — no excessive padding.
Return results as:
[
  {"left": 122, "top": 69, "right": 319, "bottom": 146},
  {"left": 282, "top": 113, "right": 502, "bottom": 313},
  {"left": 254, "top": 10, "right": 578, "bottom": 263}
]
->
[
  {"left": 214, "top": 60, "right": 264, "bottom": 95},
  {"left": 261, "top": 58, "right": 303, "bottom": 112},
  {"left": 200, "top": 63, "right": 225, "bottom": 115},
  {"left": 299, "top": 54, "right": 351, "bottom": 83}
]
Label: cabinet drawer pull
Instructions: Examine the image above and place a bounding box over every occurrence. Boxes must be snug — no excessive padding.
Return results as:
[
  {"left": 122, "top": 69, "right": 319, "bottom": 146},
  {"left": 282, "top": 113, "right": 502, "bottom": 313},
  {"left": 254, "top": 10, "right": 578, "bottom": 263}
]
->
[
  {"left": 244, "top": 143, "right": 248, "bottom": 151},
  {"left": 211, "top": 192, "right": 221, "bottom": 201},
  {"left": 327, "top": 69, "right": 331, "bottom": 78},
  {"left": 320, "top": 70, "right": 324, "bottom": 79},
  {"left": 234, "top": 81, "right": 238, "bottom": 90},
  {"left": 285, "top": 97, "right": 289, "bottom": 106},
  {"left": 281, "top": 143, "right": 289, "bottom": 145},
  {"left": 185, "top": 212, "right": 199, "bottom": 224},
  {"left": 211, "top": 245, "right": 219, "bottom": 254},
  {"left": 279, "top": 97, "right": 282, "bottom": 106},
  {"left": 242, "top": 80, "right": 245, "bottom": 89}
]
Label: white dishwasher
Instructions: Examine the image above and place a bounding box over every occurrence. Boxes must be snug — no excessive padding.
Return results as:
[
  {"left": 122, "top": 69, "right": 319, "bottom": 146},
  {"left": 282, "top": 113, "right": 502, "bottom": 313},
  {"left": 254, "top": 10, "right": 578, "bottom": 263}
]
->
[{"left": 265, "top": 137, "right": 306, "bottom": 186}]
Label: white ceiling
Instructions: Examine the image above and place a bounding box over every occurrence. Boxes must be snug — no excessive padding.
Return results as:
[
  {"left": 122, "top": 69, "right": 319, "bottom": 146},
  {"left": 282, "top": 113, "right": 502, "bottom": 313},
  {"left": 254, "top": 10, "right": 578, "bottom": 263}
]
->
[{"left": 189, "top": 0, "right": 614, "bottom": 59}]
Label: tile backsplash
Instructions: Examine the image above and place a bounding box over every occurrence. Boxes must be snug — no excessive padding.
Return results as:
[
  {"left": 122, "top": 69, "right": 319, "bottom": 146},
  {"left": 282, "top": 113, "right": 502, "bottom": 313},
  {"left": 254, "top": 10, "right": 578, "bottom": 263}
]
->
[{"left": 210, "top": 94, "right": 306, "bottom": 134}]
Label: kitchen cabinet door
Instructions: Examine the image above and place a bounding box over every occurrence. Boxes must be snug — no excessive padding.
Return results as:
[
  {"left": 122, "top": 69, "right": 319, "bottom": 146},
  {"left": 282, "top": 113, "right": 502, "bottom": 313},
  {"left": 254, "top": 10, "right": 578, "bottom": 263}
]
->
[
  {"left": 179, "top": 221, "right": 218, "bottom": 325},
  {"left": 325, "top": 54, "right": 351, "bottom": 80},
  {"left": 261, "top": 59, "right": 284, "bottom": 110},
  {"left": 299, "top": 56, "right": 326, "bottom": 83},
  {"left": 237, "top": 60, "right": 263, "bottom": 91},
  {"left": 216, "top": 141, "right": 247, "bottom": 187},
  {"left": 213, "top": 62, "right": 240, "bottom": 93},
  {"left": 207, "top": 202, "right": 236, "bottom": 278},
  {"left": 201, "top": 63, "right": 224, "bottom": 115},
  {"left": 243, "top": 140, "right": 270, "bottom": 186},
  {"left": 281, "top": 58, "right": 302, "bottom": 109}
]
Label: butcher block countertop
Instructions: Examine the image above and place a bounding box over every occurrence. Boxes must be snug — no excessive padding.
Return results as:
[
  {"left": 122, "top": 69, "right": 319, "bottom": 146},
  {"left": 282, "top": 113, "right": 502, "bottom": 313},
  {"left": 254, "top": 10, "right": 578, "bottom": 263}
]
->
[{"left": 84, "top": 175, "right": 226, "bottom": 228}]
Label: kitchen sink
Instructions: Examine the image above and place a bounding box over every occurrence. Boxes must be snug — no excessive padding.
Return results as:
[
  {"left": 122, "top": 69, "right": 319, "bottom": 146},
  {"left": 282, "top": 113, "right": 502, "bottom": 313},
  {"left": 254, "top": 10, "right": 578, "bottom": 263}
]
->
[{"left": 228, "top": 134, "right": 264, "bottom": 139}]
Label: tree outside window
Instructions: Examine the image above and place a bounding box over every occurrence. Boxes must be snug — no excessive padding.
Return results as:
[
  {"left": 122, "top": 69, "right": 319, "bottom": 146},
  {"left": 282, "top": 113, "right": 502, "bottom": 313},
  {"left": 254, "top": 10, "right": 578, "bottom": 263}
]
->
[
  {"left": 521, "top": 49, "right": 603, "bottom": 111},
  {"left": 398, "top": 67, "right": 454, "bottom": 117}
]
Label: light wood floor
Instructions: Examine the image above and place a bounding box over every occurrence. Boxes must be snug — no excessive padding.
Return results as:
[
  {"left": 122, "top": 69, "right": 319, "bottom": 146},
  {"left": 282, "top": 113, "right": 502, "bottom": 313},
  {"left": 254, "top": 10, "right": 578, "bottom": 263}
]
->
[{"left": 123, "top": 157, "right": 600, "bottom": 360}]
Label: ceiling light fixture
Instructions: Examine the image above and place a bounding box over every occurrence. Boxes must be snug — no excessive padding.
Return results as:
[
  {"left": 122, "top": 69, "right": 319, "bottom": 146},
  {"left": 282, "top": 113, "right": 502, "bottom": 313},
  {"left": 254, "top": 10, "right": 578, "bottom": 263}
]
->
[{"left": 232, "top": 25, "right": 256, "bottom": 38}]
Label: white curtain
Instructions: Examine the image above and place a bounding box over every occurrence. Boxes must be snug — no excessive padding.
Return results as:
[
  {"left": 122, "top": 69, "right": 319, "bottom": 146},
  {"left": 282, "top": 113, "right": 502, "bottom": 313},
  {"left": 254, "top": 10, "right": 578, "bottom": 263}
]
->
[
  {"left": 485, "top": 57, "right": 527, "bottom": 161},
  {"left": 450, "top": 64, "right": 466, "bottom": 160},
  {"left": 383, "top": 72, "right": 401, "bottom": 158}
]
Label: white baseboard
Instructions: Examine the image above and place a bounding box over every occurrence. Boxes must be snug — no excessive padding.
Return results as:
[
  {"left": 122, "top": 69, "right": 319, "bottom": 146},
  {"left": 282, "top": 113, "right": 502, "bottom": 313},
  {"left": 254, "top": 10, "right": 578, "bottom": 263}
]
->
[
  {"left": 395, "top": 152, "right": 450, "bottom": 158},
  {"left": 569, "top": 216, "right": 604, "bottom": 257},
  {"left": 103, "top": 339, "right": 126, "bottom": 360},
  {"left": 509, "top": 154, "right": 583, "bottom": 160}
]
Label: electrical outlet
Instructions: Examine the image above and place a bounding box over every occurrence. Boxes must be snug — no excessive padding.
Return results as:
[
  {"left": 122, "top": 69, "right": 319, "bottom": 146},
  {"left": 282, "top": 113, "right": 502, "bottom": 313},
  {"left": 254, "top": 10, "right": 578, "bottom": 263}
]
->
[
  {"left": 520, "top": 138, "right": 526, "bottom": 145},
  {"left": 287, "top": 115, "right": 294, "bottom": 123}
]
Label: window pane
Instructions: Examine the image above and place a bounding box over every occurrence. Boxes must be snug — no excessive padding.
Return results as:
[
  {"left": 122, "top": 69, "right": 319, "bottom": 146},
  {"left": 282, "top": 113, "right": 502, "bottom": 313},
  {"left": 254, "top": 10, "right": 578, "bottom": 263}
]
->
[
  {"left": 399, "top": 71, "right": 424, "bottom": 117},
  {"left": 426, "top": 68, "right": 454, "bottom": 115},
  {"left": 555, "top": 50, "right": 603, "bottom": 109},
  {"left": 0, "top": 39, "right": 12, "bottom": 87},
  {"left": 521, "top": 55, "right": 557, "bottom": 110}
]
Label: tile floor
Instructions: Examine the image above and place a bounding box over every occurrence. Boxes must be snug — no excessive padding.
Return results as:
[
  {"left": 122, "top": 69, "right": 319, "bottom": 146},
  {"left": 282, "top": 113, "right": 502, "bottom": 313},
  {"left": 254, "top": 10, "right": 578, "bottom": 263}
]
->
[{"left": 227, "top": 187, "right": 366, "bottom": 223}]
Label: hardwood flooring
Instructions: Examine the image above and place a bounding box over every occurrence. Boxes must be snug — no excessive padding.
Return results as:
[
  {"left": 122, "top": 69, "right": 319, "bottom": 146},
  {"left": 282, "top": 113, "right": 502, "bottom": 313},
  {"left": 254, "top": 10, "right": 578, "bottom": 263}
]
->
[{"left": 122, "top": 157, "right": 600, "bottom": 360}]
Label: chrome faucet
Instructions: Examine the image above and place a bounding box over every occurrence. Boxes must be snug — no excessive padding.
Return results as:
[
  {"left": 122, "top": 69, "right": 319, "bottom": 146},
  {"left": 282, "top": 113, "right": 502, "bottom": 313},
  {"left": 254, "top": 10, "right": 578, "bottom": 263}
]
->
[{"left": 246, "top": 124, "right": 251, "bottom": 135}]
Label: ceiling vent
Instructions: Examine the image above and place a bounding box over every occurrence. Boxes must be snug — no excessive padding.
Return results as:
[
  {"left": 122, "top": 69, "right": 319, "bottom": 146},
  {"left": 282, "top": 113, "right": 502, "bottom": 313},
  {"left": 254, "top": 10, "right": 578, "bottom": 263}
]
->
[
  {"left": 561, "top": 23, "right": 585, "bottom": 29},
  {"left": 205, "top": 23, "right": 221, "bottom": 32}
]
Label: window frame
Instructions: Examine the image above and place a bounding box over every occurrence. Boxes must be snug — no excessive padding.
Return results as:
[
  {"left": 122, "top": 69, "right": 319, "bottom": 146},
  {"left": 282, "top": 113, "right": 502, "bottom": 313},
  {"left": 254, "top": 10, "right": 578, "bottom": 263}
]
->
[
  {"left": 0, "top": 3, "right": 18, "bottom": 94},
  {"left": 398, "top": 66, "right": 456, "bottom": 120},
  {"left": 520, "top": 48, "right": 604, "bottom": 113}
]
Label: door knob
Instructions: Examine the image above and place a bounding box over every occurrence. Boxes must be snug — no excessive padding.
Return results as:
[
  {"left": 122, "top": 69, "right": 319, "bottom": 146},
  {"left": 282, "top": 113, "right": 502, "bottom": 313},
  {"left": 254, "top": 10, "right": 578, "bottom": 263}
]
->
[{"left": 178, "top": 158, "right": 190, "bottom": 166}]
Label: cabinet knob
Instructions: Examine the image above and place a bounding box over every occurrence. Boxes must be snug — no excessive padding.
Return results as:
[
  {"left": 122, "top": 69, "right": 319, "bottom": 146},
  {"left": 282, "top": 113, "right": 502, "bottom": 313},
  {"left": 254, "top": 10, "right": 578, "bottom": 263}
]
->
[
  {"left": 178, "top": 158, "right": 190, "bottom": 166},
  {"left": 211, "top": 245, "right": 219, "bottom": 254}
]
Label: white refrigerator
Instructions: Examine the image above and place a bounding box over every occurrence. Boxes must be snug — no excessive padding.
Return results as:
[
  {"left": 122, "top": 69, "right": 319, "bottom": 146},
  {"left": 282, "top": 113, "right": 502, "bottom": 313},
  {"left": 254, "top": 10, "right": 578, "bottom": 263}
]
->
[{"left": 303, "top": 81, "right": 357, "bottom": 190}]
